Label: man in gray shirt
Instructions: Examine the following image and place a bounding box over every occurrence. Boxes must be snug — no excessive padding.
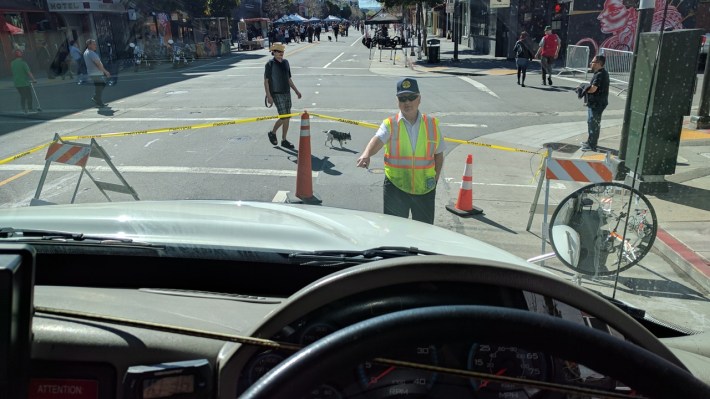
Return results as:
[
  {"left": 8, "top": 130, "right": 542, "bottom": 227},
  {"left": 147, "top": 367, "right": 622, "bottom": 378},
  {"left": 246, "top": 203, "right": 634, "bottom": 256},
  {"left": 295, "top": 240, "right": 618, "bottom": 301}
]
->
[{"left": 83, "top": 39, "right": 111, "bottom": 107}]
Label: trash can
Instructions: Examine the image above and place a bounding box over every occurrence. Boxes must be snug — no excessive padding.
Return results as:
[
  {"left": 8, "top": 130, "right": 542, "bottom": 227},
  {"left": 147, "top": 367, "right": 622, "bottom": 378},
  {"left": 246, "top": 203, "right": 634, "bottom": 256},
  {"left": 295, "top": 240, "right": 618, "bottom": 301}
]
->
[{"left": 427, "top": 39, "right": 440, "bottom": 63}]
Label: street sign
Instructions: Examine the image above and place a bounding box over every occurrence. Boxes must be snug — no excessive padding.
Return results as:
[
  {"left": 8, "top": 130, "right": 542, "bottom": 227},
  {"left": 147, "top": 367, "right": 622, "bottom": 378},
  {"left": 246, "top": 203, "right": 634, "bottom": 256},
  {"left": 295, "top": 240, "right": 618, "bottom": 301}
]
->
[{"left": 490, "top": 0, "right": 510, "bottom": 8}]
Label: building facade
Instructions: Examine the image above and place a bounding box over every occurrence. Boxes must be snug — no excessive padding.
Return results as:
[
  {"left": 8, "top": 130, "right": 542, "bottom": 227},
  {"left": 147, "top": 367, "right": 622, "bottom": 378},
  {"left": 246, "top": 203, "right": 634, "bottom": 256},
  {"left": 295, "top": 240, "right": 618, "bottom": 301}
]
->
[{"left": 431, "top": 0, "right": 705, "bottom": 61}]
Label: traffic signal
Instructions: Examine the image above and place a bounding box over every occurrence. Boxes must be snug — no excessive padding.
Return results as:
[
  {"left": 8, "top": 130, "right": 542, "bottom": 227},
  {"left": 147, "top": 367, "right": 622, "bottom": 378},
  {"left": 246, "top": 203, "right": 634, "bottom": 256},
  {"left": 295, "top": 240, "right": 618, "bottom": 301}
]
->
[{"left": 553, "top": 2, "right": 566, "bottom": 19}]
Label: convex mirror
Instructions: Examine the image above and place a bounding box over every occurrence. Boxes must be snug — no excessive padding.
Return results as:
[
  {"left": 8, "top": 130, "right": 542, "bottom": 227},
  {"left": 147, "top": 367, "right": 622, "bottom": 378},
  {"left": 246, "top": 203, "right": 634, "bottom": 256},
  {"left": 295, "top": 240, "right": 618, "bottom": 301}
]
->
[{"left": 549, "top": 182, "right": 657, "bottom": 275}]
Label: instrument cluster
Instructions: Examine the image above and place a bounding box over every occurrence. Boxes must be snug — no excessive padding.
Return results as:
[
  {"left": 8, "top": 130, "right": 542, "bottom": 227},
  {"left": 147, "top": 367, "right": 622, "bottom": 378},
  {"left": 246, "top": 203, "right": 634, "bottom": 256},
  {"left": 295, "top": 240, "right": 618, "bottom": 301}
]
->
[{"left": 236, "top": 285, "right": 622, "bottom": 398}]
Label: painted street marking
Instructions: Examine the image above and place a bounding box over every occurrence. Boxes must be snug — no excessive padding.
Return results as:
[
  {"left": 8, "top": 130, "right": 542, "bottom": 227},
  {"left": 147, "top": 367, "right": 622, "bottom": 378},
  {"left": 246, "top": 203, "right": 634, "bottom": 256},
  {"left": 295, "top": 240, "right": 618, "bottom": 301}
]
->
[
  {"left": 0, "top": 164, "right": 318, "bottom": 178},
  {"left": 459, "top": 76, "right": 500, "bottom": 99}
]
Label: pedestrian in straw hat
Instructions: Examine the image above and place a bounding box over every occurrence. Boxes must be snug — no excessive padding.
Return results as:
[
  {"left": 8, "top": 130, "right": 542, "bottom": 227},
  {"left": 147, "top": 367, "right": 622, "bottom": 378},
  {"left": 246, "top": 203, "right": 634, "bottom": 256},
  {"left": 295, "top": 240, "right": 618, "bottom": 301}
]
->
[{"left": 264, "top": 42, "right": 302, "bottom": 150}]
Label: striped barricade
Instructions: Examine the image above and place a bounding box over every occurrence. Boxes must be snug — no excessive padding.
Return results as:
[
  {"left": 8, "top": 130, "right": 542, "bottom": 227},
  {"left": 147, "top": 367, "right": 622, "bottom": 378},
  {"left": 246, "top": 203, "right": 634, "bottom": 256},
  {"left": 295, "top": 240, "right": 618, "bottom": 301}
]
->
[
  {"left": 527, "top": 151, "right": 617, "bottom": 259},
  {"left": 31, "top": 133, "right": 139, "bottom": 206},
  {"left": 45, "top": 141, "right": 91, "bottom": 168},
  {"left": 545, "top": 155, "right": 615, "bottom": 183}
]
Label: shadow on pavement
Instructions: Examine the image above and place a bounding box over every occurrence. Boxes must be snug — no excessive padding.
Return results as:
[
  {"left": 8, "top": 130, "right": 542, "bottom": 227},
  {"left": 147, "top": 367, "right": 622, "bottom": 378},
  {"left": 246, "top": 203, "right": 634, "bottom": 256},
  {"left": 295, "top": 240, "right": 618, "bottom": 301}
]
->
[
  {"left": 0, "top": 49, "right": 264, "bottom": 138},
  {"left": 470, "top": 213, "right": 517, "bottom": 234},
  {"left": 655, "top": 183, "right": 710, "bottom": 212}
]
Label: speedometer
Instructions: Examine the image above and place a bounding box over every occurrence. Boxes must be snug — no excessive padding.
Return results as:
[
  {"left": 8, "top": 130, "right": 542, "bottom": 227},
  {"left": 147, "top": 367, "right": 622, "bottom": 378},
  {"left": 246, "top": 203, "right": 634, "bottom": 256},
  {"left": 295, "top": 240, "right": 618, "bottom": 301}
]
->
[
  {"left": 357, "top": 344, "right": 438, "bottom": 397},
  {"left": 467, "top": 344, "right": 549, "bottom": 398}
]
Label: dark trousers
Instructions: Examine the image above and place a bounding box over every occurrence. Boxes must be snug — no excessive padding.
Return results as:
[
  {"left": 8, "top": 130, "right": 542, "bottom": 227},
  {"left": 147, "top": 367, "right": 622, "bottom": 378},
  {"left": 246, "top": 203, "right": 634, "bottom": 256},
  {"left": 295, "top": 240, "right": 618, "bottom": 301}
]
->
[
  {"left": 383, "top": 178, "right": 436, "bottom": 224},
  {"left": 587, "top": 105, "right": 605, "bottom": 148},
  {"left": 91, "top": 76, "right": 106, "bottom": 104},
  {"left": 16, "top": 86, "right": 32, "bottom": 111},
  {"left": 516, "top": 58, "right": 528, "bottom": 84},
  {"left": 541, "top": 56, "right": 554, "bottom": 81}
]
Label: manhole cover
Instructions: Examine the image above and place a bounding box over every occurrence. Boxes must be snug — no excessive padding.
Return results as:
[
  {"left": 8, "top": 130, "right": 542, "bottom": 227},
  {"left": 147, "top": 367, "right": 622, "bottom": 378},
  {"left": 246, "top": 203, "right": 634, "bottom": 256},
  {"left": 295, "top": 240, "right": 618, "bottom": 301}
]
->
[{"left": 542, "top": 142, "right": 579, "bottom": 154}]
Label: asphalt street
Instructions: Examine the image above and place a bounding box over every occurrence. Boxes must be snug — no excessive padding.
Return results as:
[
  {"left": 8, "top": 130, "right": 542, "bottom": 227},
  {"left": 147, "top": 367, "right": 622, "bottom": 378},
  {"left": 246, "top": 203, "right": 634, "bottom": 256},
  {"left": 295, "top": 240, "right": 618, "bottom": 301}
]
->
[{"left": 1, "top": 33, "right": 709, "bottom": 332}]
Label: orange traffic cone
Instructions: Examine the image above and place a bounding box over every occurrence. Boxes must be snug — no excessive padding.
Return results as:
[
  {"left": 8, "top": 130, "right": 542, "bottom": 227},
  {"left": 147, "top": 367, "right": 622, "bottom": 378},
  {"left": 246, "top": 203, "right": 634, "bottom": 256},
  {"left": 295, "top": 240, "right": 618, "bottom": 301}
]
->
[
  {"left": 293, "top": 111, "right": 322, "bottom": 204},
  {"left": 446, "top": 154, "right": 483, "bottom": 217}
]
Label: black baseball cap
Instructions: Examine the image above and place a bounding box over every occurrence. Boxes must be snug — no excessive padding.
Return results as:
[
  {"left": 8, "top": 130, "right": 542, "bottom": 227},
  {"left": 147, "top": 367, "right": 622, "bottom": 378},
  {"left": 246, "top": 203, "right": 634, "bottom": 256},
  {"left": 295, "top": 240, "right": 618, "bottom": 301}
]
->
[{"left": 396, "top": 78, "right": 419, "bottom": 96}]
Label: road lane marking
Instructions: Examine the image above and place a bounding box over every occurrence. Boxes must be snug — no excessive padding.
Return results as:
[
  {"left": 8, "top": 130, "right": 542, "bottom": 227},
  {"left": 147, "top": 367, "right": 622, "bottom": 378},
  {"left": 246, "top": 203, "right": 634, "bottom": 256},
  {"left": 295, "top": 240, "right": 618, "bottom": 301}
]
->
[
  {"left": 144, "top": 139, "right": 160, "bottom": 148},
  {"left": 0, "top": 164, "right": 318, "bottom": 177},
  {"left": 0, "top": 170, "right": 31, "bottom": 187},
  {"left": 459, "top": 76, "right": 500, "bottom": 99},
  {"left": 446, "top": 179, "right": 566, "bottom": 189},
  {"left": 324, "top": 52, "right": 345, "bottom": 68}
]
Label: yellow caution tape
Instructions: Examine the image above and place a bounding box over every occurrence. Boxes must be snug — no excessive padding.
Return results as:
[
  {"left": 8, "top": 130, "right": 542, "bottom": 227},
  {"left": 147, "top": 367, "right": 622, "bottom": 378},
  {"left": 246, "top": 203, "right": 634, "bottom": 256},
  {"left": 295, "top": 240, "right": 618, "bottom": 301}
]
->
[
  {"left": 444, "top": 138, "right": 541, "bottom": 155},
  {"left": 531, "top": 148, "right": 549, "bottom": 184},
  {"left": 311, "top": 113, "right": 541, "bottom": 155},
  {"left": 1, "top": 114, "right": 300, "bottom": 164},
  {"left": 1, "top": 111, "right": 542, "bottom": 166},
  {"left": 310, "top": 113, "right": 380, "bottom": 129},
  {"left": 61, "top": 113, "right": 300, "bottom": 141},
  {"left": 0, "top": 142, "right": 51, "bottom": 165}
]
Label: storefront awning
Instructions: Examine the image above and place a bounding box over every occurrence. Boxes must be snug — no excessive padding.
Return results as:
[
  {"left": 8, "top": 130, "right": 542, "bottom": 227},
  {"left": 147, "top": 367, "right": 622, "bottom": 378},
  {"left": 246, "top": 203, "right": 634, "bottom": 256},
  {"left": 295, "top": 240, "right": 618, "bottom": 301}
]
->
[
  {"left": 0, "top": 0, "right": 44, "bottom": 11},
  {"left": 46, "top": 0, "right": 127, "bottom": 13},
  {"left": 1, "top": 21, "right": 24, "bottom": 34}
]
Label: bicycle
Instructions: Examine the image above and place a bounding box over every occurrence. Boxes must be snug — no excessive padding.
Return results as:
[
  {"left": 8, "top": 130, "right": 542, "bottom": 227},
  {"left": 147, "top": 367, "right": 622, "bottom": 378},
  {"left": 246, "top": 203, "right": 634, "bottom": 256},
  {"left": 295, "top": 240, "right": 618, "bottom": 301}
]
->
[{"left": 598, "top": 199, "right": 654, "bottom": 266}]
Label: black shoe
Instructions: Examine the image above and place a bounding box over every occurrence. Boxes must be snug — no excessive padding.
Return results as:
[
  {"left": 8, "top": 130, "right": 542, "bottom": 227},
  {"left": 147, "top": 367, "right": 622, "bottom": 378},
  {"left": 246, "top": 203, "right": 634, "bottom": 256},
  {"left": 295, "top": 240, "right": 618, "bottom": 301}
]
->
[
  {"left": 517, "top": 81, "right": 520, "bottom": 85},
  {"left": 521, "top": 83, "right": 525, "bottom": 87},
  {"left": 281, "top": 139, "right": 295, "bottom": 150},
  {"left": 548, "top": 77, "right": 553, "bottom": 85},
  {"left": 267, "top": 131, "right": 277, "bottom": 145},
  {"left": 92, "top": 98, "right": 108, "bottom": 107},
  {"left": 542, "top": 80, "right": 546, "bottom": 86}
]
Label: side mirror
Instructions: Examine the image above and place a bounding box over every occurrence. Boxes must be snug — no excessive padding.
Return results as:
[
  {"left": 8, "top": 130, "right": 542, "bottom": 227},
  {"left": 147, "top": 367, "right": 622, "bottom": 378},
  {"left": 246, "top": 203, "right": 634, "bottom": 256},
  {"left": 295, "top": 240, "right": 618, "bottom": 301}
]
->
[{"left": 549, "top": 182, "right": 657, "bottom": 275}]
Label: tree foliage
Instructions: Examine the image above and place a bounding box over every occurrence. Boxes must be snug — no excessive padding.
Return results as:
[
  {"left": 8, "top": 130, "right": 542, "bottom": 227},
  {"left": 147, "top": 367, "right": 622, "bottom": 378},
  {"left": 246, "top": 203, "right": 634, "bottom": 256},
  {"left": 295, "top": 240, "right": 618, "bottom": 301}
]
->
[
  {"left": 263, "top": 0, "right": 291, "bottom": 19},
  {"left": 206, "top": 0, "right": 240, "bottom": 17},
  {"left": 126, "top": 0, "right": 243, "bottom": 17},
  {"left": 125, "top": 0, "right": 207, "bottom": 15},
  {"left": 375, "top": 0, "right": 440, "bottom": 9}
]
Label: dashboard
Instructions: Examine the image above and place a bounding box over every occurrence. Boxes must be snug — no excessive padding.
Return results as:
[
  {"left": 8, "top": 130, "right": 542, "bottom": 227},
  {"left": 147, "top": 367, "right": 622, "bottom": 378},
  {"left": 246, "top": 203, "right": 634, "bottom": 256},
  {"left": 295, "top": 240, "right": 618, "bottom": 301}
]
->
[
  {"left": 234, "top": 284, "right": 621, "bottom": 398},
  {"left": 13, "top": 247, "right": 710, "bottom": 398}
]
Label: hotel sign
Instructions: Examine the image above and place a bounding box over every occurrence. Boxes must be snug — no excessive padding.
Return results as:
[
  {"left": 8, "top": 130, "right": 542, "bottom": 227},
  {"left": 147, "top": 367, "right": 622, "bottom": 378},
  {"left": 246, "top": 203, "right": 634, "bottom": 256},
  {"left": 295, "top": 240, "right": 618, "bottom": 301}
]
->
[{"left": 47, "top": 0, "right": 126, "bottom": 13}]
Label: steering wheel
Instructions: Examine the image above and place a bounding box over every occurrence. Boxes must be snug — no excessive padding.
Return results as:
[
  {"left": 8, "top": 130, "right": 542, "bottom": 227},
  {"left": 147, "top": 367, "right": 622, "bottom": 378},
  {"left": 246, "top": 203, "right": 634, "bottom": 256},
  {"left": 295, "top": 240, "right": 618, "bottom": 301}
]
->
[{"left": 241, "top": 305, "right": 710, "bottom": 399}]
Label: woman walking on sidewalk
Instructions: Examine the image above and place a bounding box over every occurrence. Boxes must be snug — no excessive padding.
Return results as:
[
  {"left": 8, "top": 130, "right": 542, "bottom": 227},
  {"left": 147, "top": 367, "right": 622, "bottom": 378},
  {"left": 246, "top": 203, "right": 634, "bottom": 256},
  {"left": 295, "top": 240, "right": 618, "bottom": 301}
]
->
[{"left": 513, "top": 32, "right": 534, "bottom": 87}]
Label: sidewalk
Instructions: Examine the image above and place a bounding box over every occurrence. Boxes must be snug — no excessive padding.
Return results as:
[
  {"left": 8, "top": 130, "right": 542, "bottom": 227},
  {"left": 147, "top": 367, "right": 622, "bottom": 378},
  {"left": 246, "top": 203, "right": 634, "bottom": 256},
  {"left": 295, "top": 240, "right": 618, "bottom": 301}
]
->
[{"left": 400, "top": 37, "right": 710, "bottom": 291}]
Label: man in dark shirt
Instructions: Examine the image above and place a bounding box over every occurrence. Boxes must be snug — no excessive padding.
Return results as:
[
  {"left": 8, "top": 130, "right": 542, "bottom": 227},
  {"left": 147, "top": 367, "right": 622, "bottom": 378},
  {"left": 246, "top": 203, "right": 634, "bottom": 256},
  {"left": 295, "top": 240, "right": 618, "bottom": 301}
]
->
[
  {"left": 581, "top": 55, "right": 609, "bottom": 152},
  {"left": 264, "top": 42, "right": 302, "bottom": 149}
]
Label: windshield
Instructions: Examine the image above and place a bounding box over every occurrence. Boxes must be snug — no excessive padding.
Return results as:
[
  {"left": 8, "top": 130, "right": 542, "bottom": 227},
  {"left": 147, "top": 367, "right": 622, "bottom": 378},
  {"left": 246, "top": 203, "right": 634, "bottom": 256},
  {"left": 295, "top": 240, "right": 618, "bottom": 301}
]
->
[{"left": 1, "top": 3, "right": 709, "bottom": 395}]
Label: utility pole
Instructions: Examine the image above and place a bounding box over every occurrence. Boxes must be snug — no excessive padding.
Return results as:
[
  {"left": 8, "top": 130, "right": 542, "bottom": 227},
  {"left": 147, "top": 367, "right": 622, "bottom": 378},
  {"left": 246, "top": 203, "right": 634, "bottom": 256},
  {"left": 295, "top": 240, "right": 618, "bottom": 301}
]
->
[
  {"left": 618, "top": 0, "right": 654, "bottom": 168},
  {"left": 453, "top": 0, "right": 459, "bottom": 62}
]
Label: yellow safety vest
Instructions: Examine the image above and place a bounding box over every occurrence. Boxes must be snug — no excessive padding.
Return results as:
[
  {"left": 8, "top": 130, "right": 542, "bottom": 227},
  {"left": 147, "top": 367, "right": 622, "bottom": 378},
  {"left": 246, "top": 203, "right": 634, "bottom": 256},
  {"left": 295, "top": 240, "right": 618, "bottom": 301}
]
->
[{"left": 384, "top": 114, "right": 439, "bottom": 195}]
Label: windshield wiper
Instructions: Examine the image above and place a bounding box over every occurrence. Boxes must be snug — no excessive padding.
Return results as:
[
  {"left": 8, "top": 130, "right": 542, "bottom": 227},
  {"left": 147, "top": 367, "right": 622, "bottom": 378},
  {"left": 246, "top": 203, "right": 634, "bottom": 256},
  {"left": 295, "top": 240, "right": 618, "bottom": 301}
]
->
[
  {"left": 289, "top": 246, "right": 438, "bottom": 265},
  {"left": 0, "top": 227, "right": 154, "bottom": 246}
]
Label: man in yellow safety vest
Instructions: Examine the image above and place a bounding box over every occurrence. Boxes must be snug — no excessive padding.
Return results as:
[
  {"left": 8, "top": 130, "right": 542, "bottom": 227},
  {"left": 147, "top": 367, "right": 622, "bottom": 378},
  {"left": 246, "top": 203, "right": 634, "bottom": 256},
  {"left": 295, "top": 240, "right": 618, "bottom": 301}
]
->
[{"left": 356, "top": 78, "right": 446, "bottom": 224}]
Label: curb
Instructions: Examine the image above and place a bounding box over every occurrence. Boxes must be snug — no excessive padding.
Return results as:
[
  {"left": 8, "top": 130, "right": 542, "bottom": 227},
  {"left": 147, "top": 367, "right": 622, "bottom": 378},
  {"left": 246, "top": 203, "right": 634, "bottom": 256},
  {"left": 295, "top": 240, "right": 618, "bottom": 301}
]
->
[{"left": 653, "top": 228, "right": 710, "bottom": 293}]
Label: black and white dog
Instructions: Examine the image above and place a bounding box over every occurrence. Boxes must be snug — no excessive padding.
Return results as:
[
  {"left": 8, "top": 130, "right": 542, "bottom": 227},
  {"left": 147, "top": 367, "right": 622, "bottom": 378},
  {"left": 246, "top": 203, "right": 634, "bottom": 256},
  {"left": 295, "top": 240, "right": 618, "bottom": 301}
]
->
[{"left": 323, "top": 129, "right": 351, "bottom": 148}]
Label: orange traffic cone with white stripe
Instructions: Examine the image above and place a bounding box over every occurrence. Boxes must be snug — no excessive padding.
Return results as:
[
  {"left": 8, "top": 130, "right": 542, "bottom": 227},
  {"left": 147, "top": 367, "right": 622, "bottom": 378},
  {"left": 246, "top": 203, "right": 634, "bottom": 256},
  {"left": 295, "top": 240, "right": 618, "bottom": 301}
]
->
[
  {"left": 446, "top": 154, "right": 483, "bottom": 217},
  {"left": 291, "top": 111, "right": 322, "bottom": 204}
]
